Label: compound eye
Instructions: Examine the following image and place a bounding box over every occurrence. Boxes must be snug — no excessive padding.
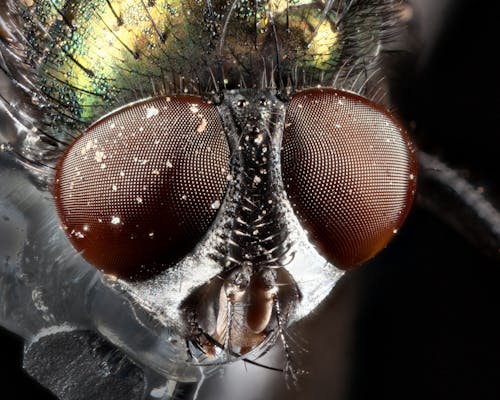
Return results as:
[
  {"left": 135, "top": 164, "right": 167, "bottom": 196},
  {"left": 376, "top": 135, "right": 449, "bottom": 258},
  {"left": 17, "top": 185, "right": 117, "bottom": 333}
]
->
[
  {"left": 282, "top": 89, "right": 417, "bottom": 269},
  {"left": 53, "top": 96, "right": 229, "bottom": 280}
]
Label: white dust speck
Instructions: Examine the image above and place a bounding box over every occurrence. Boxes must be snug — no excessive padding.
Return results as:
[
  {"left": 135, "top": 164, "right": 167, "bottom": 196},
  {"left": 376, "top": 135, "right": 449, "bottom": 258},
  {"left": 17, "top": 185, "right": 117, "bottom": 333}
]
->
[
  {"left": 197, "top": 118, "right": 208, "bottom": 133},
  {"left": 111, "top": 216, "right": 121, "bottom": 225},
  {"left": 136, "top": 197, "right": 143, "bottom": 204},
  {"left": 166, "top": 160, "right": 173, "bottom": 168},
  {"left": 71, "top": 229, "right": 84, "bottom": 239},
  {"left": 100, "top": 163, "right": 106, "bottom": 169},
  {"left": 190, "top": 104, "right": 200, "bottom": 113},
  {"left": 83, "top": 225, "right": 89, "bottom": 232},
  {"left": 409, "top": 174, "right": 415, "bottom": 180},
  {"left": 150, "top": 385, "right": 168, "bottom": 399},
  {"left": 81, "top": 141, "right": 94, "bottom": 156},
  {"left": 146, "top": 106, "right": 159, "bottom": 119},
  {"left": 120, "top": 170, "right": 125, "bottom": 177},
  {"left": 181, "top": 195, "right": 187, "bottom": 200},
  {"left": 393, "top": 229, "right": 398, "bottom": 234},
  {"left": 148, "top": 232, "right": 154, "bottom": 238},
  {"left": 253, "top": 175, "right": 262, "bottom": 184},
  {"left": 254, "top": 133, "right": 264, "bottom": 144},
  {"left": 95, "top": 151, "right": 105, "bottom": 162},
  {"left": 134, "top": 157, "right": 149, "bottom": 165},
  {"left": 105, "top": 274, "right": 118, "bottom": 282},
  {"left": 112, "top": 184, "right": 118, "bottom": 191},
  {"left": 152, "top": 169, "right": 160, "bottom": 175},
  {"left": 110, "top": 122, "right": 116, "bottom": 129},
  {"left": 211, "top": 200, "right": 221, "bottom": 210}
]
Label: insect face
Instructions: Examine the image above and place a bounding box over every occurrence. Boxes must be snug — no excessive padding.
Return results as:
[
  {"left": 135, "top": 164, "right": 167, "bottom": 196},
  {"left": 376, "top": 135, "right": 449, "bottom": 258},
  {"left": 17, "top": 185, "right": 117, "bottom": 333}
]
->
[
  {"left": 53, "top": 87, "right": 416, "bottom": 367},
  {"left": 0, "top": 0, "right": 418, "bottom": 387}
]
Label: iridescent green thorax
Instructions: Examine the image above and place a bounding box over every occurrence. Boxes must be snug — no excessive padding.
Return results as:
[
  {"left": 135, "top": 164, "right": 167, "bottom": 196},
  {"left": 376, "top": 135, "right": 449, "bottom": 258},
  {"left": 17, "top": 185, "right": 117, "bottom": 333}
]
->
[{"left": 16, "top": 0, "right": 392, "bottom": 139}]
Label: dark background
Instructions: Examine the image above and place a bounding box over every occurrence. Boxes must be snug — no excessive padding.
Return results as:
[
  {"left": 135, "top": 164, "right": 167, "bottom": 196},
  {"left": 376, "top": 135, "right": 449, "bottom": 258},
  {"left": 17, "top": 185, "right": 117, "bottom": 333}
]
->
[
  {"left": 1, "top": 0, "right": 500, "bottom": 398},
  {"left": 348, "top": 1, "right": 500, "bottom": 399}
]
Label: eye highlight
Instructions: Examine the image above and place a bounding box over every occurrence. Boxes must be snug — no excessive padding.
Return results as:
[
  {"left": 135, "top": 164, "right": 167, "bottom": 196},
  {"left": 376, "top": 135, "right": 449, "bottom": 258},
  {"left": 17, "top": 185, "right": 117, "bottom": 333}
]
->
[
  {"left": 53, "top": 96, "right": 230, "bottom": 280},
  {"left": 281, "top": 88, "right": 417, "bottom": 268}
]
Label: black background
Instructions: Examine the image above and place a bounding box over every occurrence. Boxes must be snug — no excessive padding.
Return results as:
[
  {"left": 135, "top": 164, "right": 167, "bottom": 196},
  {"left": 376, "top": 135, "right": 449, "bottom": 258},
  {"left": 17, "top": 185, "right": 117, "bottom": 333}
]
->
[
  {"left": 1, "top": 1, "right": 500, "bottom": 399},
  {"left": 347, "top": 1, "right": 500, "bottom": 399}
]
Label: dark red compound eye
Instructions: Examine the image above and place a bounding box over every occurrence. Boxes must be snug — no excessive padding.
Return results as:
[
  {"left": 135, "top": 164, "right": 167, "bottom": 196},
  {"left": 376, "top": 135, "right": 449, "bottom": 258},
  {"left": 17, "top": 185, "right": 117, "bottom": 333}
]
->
[
  {"left": 53, "top": 96, "right": 229, "bottom": 281},
  {"left": 282, "top": 88, "right": 417, "bottom": 269}
]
